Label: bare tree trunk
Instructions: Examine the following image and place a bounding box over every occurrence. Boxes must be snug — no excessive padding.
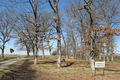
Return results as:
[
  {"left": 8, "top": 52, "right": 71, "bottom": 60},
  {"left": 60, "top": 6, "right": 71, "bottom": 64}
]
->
[
  {"left": 106, "top": 41, "right": 109, "bottom": 62},
  {"left": 103, "top": 48, "right": 105, "bottom": 62},
  {"left": 90, "top": 30, "right": 95, "bottom": 70},
  {"left": 85, "top": 46, "right": 88, "bottom": 61},
  {"left": 25, "top": 43, "right": 30, "bottom": 57},
  {"left": 49, "top": 49, "right": 52, "bottom": 58},
  {"left": 34, "top": 56, "right": 37, "bottom": 64},
  {"left": 81, "top": 44, "right": 84, "bottom": 59},
  {"left": 106, "top": 37, "right": 110, "bottom": 62},
  {"left": 27, "top": 52, "right": 29, "bottom": 57},
  {"left": 107, "top": 54, "right": 109, "bottom": 62},
  {"left": 103, "top": 55, "right": 105, "bottom": 62},
  {"left": 49, "top": 0, "right": 61, "bottom": 68},
  {"left": 32, "top": 0, "right": 38, "bottom": 64},
  {"left": 61, "top": 30, "right": 68, "bottom": 59},
  {"left": 84, "top": 35, "right": 88, "bottom": 61},
  {"left": 41, "top": 39, "right": 44, "bottom": 58},
  {"left": 34, "top": 32, "right": 38, "bottom": 64},
  {"left": 2, "top": 49, "right": 4, "bottom": 58},
  {"left": 99, "top": 43, "right": 102, "bottom": 60},
  {"left": 75, "top": 50, "right": 76, "bottom": 59},
  {"left": 98, "top": 32, "right": 101, "bottom": 60},
  {"left": 32, "top": 46, "right": 35, "bottom": 59},
  {"left": 56, "top": 13, "right": 61, "bottom": 67},
  {"left": 65, "top": 46, "right": 68, "bottom": 59},
  {"left": 67, "top": 47, "right": 69, "bottom": 59},
  {"left": 86, "top": 52, "right": 88, "bottom": 61},
  {"left": 71, "top": 31, "right": 76, "bottom": 59},
  {"left": 56, "top": 10, "right": 61, "bottom": 67},
  {"left": 111, "top": 47, "right": 114, "bottom": 61},
  {"left": 111, "top": 55, "right": 113, "bottom": 61},
  {"left": 2, "top": 42, "right": 5, "bottom": 58},
  {"left": 99, "top": 53, "right": 101, "bottom": 60},
  {"left": 111, "top": 56, "right": 113, "bottom": 61},
  {"left": 47, "top": 40, "right": 52, "bottom": 58},
  {"left": 111, "top": 35, "right": 114, "bottom": 61},
  {"left": 73, "top": 46, "right": 75, "bottom": 59},
  {"left": 27, "top": 50, "right": 30, "bottom": 57},
  {"left": 57, "top": 30, "right": 61, "bottom": 67},
  {"left": 90, "top": 55, "right": 95, "bottom": 70},
  {"left": 81, "top": 53, "right": 84, "bottom": 59},
  {"left": 86, "top": 56, "right": 88, "bottom": 61},
  {"left": 83, "top": 0, "right": 95, "bottom": 70}
]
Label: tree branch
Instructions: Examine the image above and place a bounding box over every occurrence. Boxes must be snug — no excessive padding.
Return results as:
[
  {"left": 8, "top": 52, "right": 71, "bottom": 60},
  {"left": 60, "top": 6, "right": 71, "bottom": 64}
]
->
[
  {"left": 5, "top": 39, "right": 10, "bottom": 43},
  {"left": 48, "top": 0, "right": 56, "bottom": 12}
]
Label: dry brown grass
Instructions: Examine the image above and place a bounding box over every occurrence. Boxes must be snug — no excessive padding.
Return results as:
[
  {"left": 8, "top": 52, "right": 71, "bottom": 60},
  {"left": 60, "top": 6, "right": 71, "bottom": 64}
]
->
[
  {"left": 1, "top": 57, "right": 120, "bottom": 80},
  {"left": 31, "top": 58, "right": 120, "bottom": 80}
]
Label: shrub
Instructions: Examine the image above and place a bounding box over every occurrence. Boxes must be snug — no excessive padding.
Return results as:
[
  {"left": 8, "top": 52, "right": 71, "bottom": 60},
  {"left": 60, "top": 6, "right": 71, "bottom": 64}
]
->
[{"left": 52, "top": 51, "right": 58, "bottom": 55}]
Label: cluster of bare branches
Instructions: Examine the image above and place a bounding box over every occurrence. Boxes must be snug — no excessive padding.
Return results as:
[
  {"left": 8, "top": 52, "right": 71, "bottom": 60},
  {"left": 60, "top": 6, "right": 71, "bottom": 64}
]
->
[
  {"left": 63, "top": 0, "right": 120, "bottom": 70},
  {"left": 0, "top": 9, "right": 16, "bottom": 58}
]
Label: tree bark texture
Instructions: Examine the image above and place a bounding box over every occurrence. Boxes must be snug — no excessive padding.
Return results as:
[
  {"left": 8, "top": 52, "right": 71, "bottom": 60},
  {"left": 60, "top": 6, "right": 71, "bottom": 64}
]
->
[
  {"left": 47, "top": 40, "right": 52, "bottom": 58},
  {"left": 61, "top": 30, "right": 68, "bottom": 59},
  {"left": 84, "top": 0, "right": 95, "bottom": 70},
  {"left": 27, "top": 50, "right": 30, "bottom": 57},
  {"left": 2, "top": 42, "right": 5, "bottom": 58},
  {"left": 55, "top": 0, "right": 61, "bottom": 68},
  {"left": 49, "top": 0, "right": 62, "bottom": 67},
  {"left": 41, "top": 39, "right": 44, "bottom": 58}
]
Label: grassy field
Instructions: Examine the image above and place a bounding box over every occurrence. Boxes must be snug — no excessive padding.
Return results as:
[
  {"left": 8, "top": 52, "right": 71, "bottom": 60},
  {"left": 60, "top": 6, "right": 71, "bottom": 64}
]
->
[
  {"left": 31, "top": 57, "right": 120, "bottom": 79},
  {"left": 0, "top": 56, "right": 120, "bottom": 80}
]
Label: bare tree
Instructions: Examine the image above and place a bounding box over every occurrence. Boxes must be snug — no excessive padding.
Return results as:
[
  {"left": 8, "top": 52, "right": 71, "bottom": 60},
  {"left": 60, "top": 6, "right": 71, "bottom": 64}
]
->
[
  {"left": 64, "top": 0, "right": 90, "bottom": 60},
  {"left": 49, "top": 0, "right": 62, "bottom": 68},
  {"left": 66, "top": 23, "right": 78, "bottom": 59},
  {"left": 98, "top": 0, "right": 120, "bottom": 62},
  {"left": 13, "top": 16, "right": 33, "bottom": 57},
  {"left": 14, "top": 34, "right": 31, "bottom": 57},
  {"left": 37, "top": 11, "right": 53, "bottom": 58},
  {"left": 12, "top": 0, "right": 46, "bottom": 64},
  {"left": 65, "top": 0, "right": 99, "bottom": 70},
  {"left": 61, "top": 30, "right": 68, "bottom": 59},
  {"left": 0, "top": 10, "right": 15, "bottom": 58},
  {"left": 45, "top": 30, "right": 55, "bottom": 58}
]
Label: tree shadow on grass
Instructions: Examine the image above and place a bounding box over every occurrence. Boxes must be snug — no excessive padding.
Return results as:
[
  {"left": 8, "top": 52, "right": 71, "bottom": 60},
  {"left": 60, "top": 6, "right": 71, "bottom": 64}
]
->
[
  {"left": 62, "top": 62, "right": 74, "bottom": 67},
  {"left": 1, "top": 59, "right": 36, "bottom": 80},
  {"left": 38, "top": 61, "right": 57, "bottom": 64}
]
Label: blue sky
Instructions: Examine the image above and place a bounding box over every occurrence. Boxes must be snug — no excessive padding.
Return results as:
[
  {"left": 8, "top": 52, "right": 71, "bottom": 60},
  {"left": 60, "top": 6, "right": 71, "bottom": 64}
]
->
[{"left": 1, "top": 0, "right": 120, "bottom": 56}]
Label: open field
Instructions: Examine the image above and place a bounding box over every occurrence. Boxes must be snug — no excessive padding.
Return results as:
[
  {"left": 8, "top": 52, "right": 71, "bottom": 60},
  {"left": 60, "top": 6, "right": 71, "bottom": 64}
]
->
[{"left": 0, "top": 56, "right": 120, "bottom": 80}]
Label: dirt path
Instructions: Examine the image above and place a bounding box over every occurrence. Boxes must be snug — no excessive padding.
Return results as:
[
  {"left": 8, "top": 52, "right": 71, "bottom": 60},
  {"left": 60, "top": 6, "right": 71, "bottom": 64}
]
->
[
  {"left": 1, "top": 60, "right": 36, "bottom": 80},
  {"left": 0, "top": 57, "right": 28, "bottom": 70}
]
